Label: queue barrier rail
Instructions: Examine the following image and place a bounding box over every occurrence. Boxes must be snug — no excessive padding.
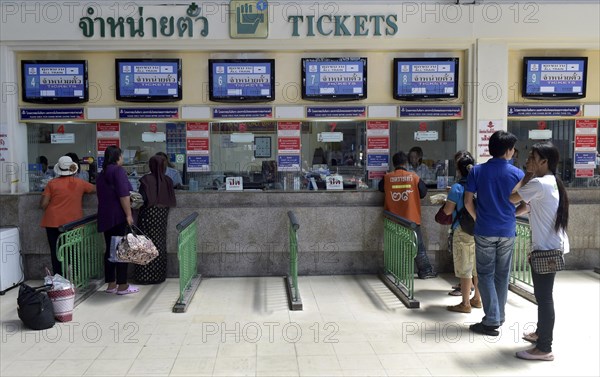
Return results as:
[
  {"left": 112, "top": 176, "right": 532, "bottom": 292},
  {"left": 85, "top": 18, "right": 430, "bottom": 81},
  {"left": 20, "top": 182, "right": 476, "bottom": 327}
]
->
[
  {"left": 285, "top": 210, "right": 302, "bottom": 310},
  {"left": 173, "top": 212, "right": 202, "bottom": 313},
  {"left": 509, "top": 216, "right": 536, "bottom": 303},
  {"left": 379, "top": 211, "right": 419, "bottom": 308},
  {"left": 57, "top": 214, "right": 104, "bottom": 290}
]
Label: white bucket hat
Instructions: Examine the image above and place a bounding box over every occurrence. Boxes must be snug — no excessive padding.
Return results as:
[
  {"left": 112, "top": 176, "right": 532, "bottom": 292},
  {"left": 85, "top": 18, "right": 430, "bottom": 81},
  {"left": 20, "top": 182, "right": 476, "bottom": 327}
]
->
[{"left": 54, "top": 156, "right": 78, "bottom": 176}]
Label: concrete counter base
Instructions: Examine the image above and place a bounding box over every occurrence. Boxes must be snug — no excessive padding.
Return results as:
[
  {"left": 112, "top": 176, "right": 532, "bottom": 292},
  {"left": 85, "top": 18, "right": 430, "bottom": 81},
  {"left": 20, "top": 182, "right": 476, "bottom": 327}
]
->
[{"left": 1, "top": 189, "right": 598, "bottom": 280}]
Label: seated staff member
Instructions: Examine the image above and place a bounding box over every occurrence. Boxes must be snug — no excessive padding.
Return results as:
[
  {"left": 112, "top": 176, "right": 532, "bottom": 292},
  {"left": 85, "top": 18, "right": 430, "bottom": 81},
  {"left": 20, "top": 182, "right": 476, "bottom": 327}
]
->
[
  {"left": 408, "top": 146, "right": 429, "bottom": 179},
  {"left": 155, "top": 152, "right": 183, "bottom": 188}
]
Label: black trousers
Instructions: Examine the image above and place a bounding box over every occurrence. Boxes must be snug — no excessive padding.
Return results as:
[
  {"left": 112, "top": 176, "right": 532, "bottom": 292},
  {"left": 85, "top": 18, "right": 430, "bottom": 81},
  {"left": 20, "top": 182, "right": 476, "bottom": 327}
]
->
[
  {"left": 45, "top": 227, "right": 62, "bottom": 276},
  {"left": 532, "top": 271, "right": 556, "bottom": 353},
  {"left": 103, "top": 222, "right": 129, "bottom": 285}
]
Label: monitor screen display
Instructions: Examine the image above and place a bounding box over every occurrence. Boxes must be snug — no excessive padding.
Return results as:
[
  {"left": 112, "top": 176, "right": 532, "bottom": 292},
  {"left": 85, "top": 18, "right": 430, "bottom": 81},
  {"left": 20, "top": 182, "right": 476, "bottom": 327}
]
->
[
  {"left": 522, "top": 57, "right": 587, "bottom": 99},
  {"left": 209, "top": 59, "right": 275, "bottom": 103},
  {"left": 302, "top": 57, "right": 367, "bottom": 101},
  {"left": 21, "top": 60, "right": 88, "bottom": 104},
  {"left": 115, "top": 58, "right": 182, "bottom": 102},
  {"left": 393, "top": 57, "right": 459, "bottom": 100}
]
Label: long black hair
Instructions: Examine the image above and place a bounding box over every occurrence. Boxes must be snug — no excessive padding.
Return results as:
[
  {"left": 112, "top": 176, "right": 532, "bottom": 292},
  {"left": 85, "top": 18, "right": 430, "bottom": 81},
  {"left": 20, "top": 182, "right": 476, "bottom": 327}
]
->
[
  {"left": 454, "top": 150, "right": 474, "bottom": 179},
  {"left": 531, "top": 142, "right": 569, "bottom": 232},
  {"left": 102, "top": 145, "right": 122, "bottom": 171}
]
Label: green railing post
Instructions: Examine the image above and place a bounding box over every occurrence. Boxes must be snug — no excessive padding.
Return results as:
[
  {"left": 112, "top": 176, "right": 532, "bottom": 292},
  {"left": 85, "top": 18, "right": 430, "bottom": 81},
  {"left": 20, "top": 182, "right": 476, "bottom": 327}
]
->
[
  {"left": 285, "top": 211, "right": 302, "bottom": 310},
  {"left": 57, "top": 214, "right": 104, "bottom": 289},
  {"left": 509, "top": 217, "right": 536, "bottom": 303},
  {"left": 379, "top": 211, "right": 420, "bottom": 308},
  {"left": 173, "top": 212, "right": 202, "bottom": 313}
]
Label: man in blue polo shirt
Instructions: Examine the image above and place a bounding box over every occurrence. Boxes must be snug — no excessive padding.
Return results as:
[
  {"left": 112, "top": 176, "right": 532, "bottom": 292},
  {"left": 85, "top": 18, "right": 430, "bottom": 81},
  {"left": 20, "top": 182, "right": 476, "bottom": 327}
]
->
[{"left": 464, "top": 131, "right": 525, "bottom": 336}]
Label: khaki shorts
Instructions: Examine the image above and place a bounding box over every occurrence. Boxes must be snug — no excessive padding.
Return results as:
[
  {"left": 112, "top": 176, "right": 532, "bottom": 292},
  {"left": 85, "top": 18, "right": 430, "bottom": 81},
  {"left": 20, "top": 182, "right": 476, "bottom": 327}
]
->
[{"left": 452, "top": 226, "right": 477, "bottom": 278}]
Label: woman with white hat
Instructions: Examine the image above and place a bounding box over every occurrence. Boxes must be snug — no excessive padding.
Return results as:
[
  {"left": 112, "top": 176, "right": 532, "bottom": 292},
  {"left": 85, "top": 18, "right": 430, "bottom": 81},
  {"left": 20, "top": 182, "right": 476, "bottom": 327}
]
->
[{"left": 40, "top": 155, "right": 96, "bottom": 276}]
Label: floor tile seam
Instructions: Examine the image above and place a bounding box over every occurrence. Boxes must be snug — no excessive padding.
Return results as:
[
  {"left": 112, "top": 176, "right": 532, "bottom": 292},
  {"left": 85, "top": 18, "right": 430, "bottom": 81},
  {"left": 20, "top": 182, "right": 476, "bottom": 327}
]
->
[
  {"left": 333, "top": 351, "right": 385, "bottom": 371},
  {"left": 37, "top": 357, "right": 96, "bottom": 377}
]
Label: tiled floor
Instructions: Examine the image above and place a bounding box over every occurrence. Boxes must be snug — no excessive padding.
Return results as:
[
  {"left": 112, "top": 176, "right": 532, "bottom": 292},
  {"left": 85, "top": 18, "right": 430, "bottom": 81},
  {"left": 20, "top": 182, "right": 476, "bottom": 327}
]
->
[{"left": 1, "top": 271, "right": 598, "bottom": 377}]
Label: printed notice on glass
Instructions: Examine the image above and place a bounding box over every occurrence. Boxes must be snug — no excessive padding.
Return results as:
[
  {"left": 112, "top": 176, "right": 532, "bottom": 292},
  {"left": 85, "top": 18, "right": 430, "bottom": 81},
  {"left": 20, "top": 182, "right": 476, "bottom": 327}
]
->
[
  {"left": 366, "top": 121, "right": 390, "bottom": 170},
  {"left": 186, "top": 122, "right": 210, "bottom": 172},
  {"left": 477, "top": 120, "right": 500, "bottom": 161},
  {"left": 96, "top": 122, "right": 120, "bottom": 138}
]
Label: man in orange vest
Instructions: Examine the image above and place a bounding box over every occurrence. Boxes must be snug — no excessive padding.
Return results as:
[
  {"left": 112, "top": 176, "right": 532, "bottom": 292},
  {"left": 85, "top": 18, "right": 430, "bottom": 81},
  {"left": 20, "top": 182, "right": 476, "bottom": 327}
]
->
[{"left": 379, "top": 151, "right": 437, "bottom": 279}]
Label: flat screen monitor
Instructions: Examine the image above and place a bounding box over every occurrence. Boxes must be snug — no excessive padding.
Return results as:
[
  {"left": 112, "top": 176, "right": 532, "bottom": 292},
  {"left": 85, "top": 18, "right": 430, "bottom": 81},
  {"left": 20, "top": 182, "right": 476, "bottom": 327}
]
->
[
  {"left": 301, "top": 57, "right": 368, "bottom": 101},
  {"left": 209, "top": 59, "right": 275, "bottom": 103},
  {"left": 393, "top": 57, "right": 459, "bottom": 100},
  {"left": 21, "top": 60, "right": 88, "bottom": 104},
  {"left": 522, "top": 57, "right": 587, "bottom": 99},
  {"left": 115, "top": 58, "right": 182, "bottom": 102}
]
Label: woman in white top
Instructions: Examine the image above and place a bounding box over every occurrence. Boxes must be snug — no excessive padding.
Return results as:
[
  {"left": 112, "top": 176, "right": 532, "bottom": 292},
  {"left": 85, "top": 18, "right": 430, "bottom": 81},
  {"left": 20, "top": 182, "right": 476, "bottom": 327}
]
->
[{"left": 510, "top": 141, "right": 569, "bottom": 362}]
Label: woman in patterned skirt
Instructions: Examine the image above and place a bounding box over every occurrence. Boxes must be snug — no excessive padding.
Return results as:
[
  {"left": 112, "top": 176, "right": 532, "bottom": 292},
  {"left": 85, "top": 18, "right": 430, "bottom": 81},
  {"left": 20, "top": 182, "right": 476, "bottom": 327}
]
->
[{"left": 135, "top": 155, "right": 177, "bottom": 284}]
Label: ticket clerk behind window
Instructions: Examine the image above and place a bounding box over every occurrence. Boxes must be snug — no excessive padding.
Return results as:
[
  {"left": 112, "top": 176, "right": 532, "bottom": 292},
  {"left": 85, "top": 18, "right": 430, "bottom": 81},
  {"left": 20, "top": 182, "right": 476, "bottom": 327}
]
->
[{"left": 407, "top": 146, "right": 429, "bottom": 179}]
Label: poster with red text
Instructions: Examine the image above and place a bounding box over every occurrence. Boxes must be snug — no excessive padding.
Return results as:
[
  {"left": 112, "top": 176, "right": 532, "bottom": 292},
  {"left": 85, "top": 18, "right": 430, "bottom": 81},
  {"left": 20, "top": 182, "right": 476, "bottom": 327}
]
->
[
  {"left": 366, "top": 121, "right": 390, "bottom": 171},
  {"left": 477, "top": 120, "right": 500, "bottom": 161},
  {"left": 186, "top": 122, "right": 210, "bottom": 172},
  {"left": 574, "top": 119, "right": 598, "bottom": 153},
  {"left": 96, "top": 122, "right": 120, "bottom": 172},
  {"left": 277, "top": 122, "right": 301, "bottom": 171}
]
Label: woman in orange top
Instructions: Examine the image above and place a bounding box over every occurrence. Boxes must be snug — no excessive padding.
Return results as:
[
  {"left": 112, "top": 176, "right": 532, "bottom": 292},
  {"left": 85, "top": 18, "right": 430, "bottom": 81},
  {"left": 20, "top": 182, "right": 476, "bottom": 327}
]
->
[{"left": 40, "top": 156, "right": 96, "bottom": 276}]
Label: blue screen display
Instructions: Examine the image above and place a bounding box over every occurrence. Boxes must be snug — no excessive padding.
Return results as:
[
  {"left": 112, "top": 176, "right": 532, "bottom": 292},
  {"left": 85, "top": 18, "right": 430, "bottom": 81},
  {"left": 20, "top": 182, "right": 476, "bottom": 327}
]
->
[
  {"left": 22, "top": 61, "right": 87, "bottom": 102},
  {"left": 524, "top": 58, "right": 587, "bottom": 97},
  {"left": 394, "top": 59, "right": 458, "bottom": 99},
  {"left": 303, "top": 58, "right": 367, "bottom": 99},
  {"left": 117, "top": 60, "right": 181, "bottom": 100},
  {"left": 210, "top": 60, "right": 274, "bottom": 101}
]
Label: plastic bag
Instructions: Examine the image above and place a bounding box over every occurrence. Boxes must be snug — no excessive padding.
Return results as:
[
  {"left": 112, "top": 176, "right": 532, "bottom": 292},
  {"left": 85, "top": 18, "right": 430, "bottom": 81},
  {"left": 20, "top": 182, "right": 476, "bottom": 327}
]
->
[
  {"left": 44, "top": 270, "right": 72, "bottom": 291},
  {"left": 130, "top": 191, "right": 144, "bottom": 209},
  {"left": 430, "top": 193, "right": 447, "bottom": 205},
  {"left": 108, "top": 236, "right": 124, "bottom": 263}
]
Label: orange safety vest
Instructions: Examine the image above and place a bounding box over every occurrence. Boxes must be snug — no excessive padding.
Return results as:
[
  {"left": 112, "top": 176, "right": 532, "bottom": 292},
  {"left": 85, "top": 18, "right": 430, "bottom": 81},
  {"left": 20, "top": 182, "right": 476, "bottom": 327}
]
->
[{"left": 383, "top": 168, "right": 422, "bottom": 225}]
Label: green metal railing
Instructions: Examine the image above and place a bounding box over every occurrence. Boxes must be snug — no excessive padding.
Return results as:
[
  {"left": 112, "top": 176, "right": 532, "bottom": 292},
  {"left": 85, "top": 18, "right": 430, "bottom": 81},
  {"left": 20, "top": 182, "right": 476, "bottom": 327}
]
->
[
  {"left": 173, "top": 212, "right": 201, "bottom": 313},
  {"left": 57, "top": 214, "right": 104, "bottom": 289},
  {"left": 509, "top": 217, "right": 535, "bottom": 303},
  {"left": 286, "top": 211, "right": 302, "bottom": 310},
  {"left": 380, "top": 211, "right": 419, "bottom": 308}
]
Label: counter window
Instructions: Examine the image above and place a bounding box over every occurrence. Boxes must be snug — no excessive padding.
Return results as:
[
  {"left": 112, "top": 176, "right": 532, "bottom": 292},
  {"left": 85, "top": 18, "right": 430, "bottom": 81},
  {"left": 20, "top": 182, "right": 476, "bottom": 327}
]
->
[{"left": 508, "top": 119, "right": 600, "bottom": 188}]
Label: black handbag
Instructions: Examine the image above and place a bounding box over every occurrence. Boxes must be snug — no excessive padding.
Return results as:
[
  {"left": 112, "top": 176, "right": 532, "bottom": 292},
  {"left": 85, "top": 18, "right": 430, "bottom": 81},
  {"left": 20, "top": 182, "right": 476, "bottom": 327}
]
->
[
  {"left": 530, "top": 249, "right": 565, "bottom": 274},
  {"left": 17, "top": 283, "right": 55, "bottom": 330}
]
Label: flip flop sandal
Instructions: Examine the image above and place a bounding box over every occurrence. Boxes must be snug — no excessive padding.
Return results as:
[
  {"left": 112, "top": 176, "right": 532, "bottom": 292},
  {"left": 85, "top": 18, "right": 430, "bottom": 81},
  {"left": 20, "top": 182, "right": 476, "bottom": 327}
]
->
[
  {"left": 451, "top": 284, "right": 475, "bottom": 292},
  {"left": 116, "top": 285, "right": 139, "bottom": 295},
  {"left": 522, "top": 332, "right": 538, "bottom": 343},
  {"left": 448, "top": 288, "right": 462, "bottom": 296}
]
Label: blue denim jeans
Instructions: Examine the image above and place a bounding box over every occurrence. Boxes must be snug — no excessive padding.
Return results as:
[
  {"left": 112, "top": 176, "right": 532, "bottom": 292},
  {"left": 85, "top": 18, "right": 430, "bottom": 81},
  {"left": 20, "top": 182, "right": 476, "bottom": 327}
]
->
[
  {"left": 415, "top": 226, "right": 434, "bottom": 277},
  {"left": 474, "top": 235, "right": 515, "bottom": 327},
  {"left": 532, "top": 271, "right": 556, "bottom": 353}
]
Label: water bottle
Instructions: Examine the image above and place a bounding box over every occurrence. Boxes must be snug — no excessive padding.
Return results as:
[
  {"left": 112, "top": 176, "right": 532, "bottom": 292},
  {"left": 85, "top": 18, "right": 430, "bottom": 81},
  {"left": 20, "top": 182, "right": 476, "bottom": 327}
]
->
[{"left": 189, "top": 177, "right": 198, "bottom": 192}]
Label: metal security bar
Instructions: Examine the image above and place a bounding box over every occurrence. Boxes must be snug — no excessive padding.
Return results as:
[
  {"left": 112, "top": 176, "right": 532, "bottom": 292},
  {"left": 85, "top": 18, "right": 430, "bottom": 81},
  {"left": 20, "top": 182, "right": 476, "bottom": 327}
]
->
[
  {"left": 379, "top": 211, "right": 419, "bottom": 308},
  {"left": 509, "top": 217, "right": 535, "bottom": 303},
  {"left": 57, "top": 214, "right": 104, "bottom": 289},
  {"left": 173, "top": 212, "right": 202, "bottom": 313},
  {"left": 285, "top": 211, "right": 302, "bottom": 310}
]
